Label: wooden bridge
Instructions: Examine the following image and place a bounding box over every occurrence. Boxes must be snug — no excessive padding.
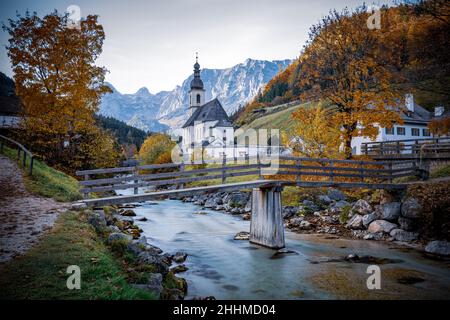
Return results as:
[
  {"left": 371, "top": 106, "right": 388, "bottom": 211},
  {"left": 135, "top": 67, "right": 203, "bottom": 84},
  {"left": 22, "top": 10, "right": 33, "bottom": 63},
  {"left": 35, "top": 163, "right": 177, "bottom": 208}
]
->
[{"left": 75, "top": 155, "right": 420, "bottom": 249}]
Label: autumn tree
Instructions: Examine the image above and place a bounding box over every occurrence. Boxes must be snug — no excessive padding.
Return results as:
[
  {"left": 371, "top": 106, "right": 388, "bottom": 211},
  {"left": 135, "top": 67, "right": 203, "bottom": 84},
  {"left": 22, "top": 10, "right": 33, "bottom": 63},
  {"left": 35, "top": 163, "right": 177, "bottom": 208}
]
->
[
  {"left": 287, "top": 104, "right": 341, "bottom": 159},
  {"left": 429, "top": 116, "right": 450, "bottom": 136},
  {"left": 139, "top": 133, "right": 175, "bottom": 165},
  {"left": 3, "top": 11, "right": 117, "bottom": 171},
  {"left": 297, "top": 7, "right": 405, "bottom": 158}
]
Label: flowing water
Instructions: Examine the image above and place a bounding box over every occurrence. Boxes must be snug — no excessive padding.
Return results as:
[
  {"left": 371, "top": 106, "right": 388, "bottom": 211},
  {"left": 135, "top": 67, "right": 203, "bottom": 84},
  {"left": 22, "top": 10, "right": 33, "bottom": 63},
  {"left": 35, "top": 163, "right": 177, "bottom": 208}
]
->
[{"left": 121, "top": 190, "right": 450, "bottom": 299}]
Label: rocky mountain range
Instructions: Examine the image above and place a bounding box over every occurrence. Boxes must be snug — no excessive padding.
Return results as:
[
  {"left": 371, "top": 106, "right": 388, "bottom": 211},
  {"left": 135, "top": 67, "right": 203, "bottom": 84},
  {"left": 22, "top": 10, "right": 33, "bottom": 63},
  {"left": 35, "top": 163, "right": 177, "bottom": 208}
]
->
[{"left": 99, "top": 58, "right": 292, "bottom": 132}]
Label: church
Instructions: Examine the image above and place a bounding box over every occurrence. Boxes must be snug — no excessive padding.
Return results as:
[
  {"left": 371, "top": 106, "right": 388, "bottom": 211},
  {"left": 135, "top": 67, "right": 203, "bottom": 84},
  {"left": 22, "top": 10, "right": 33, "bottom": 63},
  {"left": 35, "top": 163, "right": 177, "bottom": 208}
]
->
[{"left": 181, "top": 56, "right": 235, "bottom": 159}]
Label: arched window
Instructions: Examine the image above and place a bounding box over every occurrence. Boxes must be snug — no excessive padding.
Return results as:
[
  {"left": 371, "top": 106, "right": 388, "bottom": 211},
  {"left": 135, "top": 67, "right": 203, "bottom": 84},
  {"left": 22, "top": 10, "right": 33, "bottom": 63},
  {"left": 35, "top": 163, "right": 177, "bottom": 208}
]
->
[{"left": 196, "top": 94, "right": 201, "bottom": 104}]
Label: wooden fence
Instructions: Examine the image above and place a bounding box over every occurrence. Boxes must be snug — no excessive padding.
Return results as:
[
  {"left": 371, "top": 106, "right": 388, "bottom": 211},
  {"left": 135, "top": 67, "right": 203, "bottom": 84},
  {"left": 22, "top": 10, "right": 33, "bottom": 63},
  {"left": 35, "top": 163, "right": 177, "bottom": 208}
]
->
[
  {"left": 361, "top": 136, "right": 450, "bottom": 156},
  {"left": 0, "top": 134, "right": 34, "bottom": 175},
  {"left": 76, "top": 155, "right": 418, "bottom": 199}
]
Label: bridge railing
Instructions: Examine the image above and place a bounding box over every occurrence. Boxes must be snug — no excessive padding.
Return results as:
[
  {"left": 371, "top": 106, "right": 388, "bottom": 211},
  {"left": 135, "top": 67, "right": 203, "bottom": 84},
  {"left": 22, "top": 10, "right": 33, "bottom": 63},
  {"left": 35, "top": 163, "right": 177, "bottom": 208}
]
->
[
  {"left": 361, "top": 136, "right": 450, "bottom": 156},
  {"left": 76, "top": 156, "right": 418, "bottom": 199},
  {"left": 0, "top": 134, "right": 34, "bottom": 175}
]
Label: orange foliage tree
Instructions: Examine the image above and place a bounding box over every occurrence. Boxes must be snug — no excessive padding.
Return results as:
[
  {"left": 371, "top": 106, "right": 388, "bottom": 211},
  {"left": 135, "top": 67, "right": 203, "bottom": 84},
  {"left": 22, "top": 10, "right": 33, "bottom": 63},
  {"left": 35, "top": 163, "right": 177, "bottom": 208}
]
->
[
  {"left": 298, "top": 7, "right": 404, "bottom": 158},
  {"left": 287, "top": 104, "right": 341, "bottom": 159},
  {"left": 139, "top": 133, "right": 175, "bottom": 165},
  {"left": 3, "top": 11, "right": 118, "bottom": 172}
]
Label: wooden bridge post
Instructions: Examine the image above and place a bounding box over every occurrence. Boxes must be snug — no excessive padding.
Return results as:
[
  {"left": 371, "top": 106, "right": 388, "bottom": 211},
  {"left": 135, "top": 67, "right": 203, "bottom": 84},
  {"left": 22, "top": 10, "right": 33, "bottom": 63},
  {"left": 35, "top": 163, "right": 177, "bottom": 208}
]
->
[{"left": 249, "top": 185, "right": 285, "bottom": 249}]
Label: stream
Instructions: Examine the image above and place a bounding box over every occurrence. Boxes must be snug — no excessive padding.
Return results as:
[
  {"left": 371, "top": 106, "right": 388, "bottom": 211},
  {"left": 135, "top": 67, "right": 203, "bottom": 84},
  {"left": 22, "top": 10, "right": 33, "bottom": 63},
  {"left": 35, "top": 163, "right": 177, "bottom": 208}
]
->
[{"left": 121, "top": 190, "right": 450, "bottom": 299}]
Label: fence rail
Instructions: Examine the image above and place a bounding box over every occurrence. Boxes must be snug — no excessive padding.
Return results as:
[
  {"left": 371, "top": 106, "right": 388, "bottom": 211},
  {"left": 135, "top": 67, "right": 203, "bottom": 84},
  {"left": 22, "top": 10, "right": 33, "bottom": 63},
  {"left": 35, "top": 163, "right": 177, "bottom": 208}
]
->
[
  {"left": 76, "top": 155, "right": 418, "bottom": 199},
  {"left": 0, "top": 134, "right": 34, "bottom": 175},
  {"left": 361, "top": 136, "right": 450, "bottom": 156}
]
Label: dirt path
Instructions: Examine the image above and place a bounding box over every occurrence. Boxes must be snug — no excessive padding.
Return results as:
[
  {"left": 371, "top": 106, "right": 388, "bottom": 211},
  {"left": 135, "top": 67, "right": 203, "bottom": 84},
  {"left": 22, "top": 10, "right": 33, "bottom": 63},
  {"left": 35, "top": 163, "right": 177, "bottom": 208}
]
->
[{"left": 0, "top": 155, "right": 69, "bottom": 264}]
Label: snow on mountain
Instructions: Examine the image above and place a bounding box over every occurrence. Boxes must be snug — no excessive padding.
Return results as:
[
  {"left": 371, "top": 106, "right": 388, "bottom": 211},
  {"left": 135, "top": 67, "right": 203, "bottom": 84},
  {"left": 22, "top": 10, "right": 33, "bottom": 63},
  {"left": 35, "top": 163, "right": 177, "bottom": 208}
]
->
[{"left": 99, "top": 58, "right": 292, "bottom": 131}]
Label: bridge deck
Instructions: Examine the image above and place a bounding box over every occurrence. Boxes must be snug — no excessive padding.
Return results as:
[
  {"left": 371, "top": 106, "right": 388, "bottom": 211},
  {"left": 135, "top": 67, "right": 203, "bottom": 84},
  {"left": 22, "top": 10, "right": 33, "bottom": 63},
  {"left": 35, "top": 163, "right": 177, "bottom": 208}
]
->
[{"left": 81, "top": 179, "right": 407, "bottom": 207}]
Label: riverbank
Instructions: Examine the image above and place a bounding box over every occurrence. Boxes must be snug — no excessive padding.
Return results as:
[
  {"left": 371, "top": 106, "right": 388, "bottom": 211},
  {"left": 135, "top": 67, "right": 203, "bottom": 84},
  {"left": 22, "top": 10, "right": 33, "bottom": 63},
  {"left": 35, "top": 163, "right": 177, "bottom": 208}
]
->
[{"left": 176, "top": 181, "right": 450, "bottom": 257}]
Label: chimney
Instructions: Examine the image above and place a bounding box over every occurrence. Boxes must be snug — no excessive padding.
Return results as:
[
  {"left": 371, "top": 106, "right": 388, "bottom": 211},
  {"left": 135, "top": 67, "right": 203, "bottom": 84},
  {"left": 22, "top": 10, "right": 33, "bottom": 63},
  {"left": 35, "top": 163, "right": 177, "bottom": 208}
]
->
[
  {"left": 435, "top": 106, "right": 445, "bottom": 117},
  {"left": 405, "top": 94, "right": 414, "bottom": 112}
]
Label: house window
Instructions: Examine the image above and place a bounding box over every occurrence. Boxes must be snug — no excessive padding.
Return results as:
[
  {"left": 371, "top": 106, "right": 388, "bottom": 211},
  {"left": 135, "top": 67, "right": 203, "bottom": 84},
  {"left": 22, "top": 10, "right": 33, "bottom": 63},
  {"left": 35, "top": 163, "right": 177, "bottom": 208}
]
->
[
  {"left": 196, "top": 94, "right": 201, "bottom": 104},
  {"left": 423, "top": 128, "right": 430, "bottom": 137},
  {"left": 411, "top": 128, "right": 420, "bottom": 136},
  {"left": 209, "top": 127, "right": 214, "bottom": 137},
  {"left": 397, "top": 127, "right": 405, "bottom": 135},
  {"left": 385, "top": 127, "right": 394, "bottom": 135}
]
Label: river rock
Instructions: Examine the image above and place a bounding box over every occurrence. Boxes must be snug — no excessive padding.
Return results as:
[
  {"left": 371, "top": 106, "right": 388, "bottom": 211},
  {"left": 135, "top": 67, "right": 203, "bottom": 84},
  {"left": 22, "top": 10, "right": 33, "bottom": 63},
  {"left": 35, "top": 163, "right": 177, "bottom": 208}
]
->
[
  {"left": 204, "top": 196, "right": 222, "bottom": 208},
  {"left": 162, "top": 288, "right": 185, "bottom": 300},
  {"left": 244, "top": 200, "right": 252, "bottom": 212},
  {"left": 171, "top": 264, "right": 189, "bottom": 273},
  {"left": 71, "top": 202, "right": 87, "bottom": 211},
  {"left": 134, "top": 273, "right": 163, "bottom": 298},
  {"left": 381, "top": 202, "right": 401, "bottom": 221},
  {"left": 120, "top": 209, "right": 136, "bottom": 216},
  {"left": 352, "top": 199, "right": 372, "bottom": 215},
  {"left": 332, "top": 200, "right": 350, "bottom": 210},
  {"left": 425, "top": 240, "right": 450, "bottom": 256},
  {"left": 302, "top": 200, "right": 319, "bottom": 212},
  {"left": 327, "top": 188, "right": 346, "bottom": 201},
  {"left": 242, "top": 213, "right": 251, "bottom": 221},
  {"left": 87, "top": 212, "right": 107, "bottom": 232},
  {"left": 107, "top": 232, "right": 132, "bottom": 244},
  {"left": 289, "top": 217, "right": 304, "bottom": 227},
  {"left": 363, "top": 232, "right": 383, "bottom": 241},
  {"left": 401, "top": 197, "right": 422, "bottom": 219},
  {"left": 346, "top": 214, "right": 364, "bottom": 230},
  {"left": 173, "top": 251, "right": 188, "bottom": 263},
  {"left": 137, "top": 252, "right": 170, "bottom": 274},
  {"left": 368, "top": 220, "right": 398, "bottom": 234},
  {"left": 282, "top": 206, "right": 297, "bottom": 219},
  {"left": 299, "top": 220, "right": 312, "bottom": 230},
  {"left": 390, "top": 229, "right": 419, "bottom": 242},
  {"left": 317, "top": 195, "right": 332, "bottom": 205},
  {"left": 398, "top": 216, "right": 415, "bottom": 231},
  {"left": 227, "top": 192, "right": 248, "bottom": 208},
  {"left": 234, "top": 231, "right": 250, "bottom": 240},
  {"left": 137, "top": 216, "right": 148, "bottom": 222},
  {"left": 362, "top": 213, "right": 378, "bottom": 228}
]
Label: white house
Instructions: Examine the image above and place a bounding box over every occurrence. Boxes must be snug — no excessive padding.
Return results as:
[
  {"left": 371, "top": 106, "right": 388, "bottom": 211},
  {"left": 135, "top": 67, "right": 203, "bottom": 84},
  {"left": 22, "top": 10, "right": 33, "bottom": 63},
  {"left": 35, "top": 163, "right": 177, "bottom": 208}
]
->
[{"left": 351, "top": 94, "right": 447, "bottom": 155}]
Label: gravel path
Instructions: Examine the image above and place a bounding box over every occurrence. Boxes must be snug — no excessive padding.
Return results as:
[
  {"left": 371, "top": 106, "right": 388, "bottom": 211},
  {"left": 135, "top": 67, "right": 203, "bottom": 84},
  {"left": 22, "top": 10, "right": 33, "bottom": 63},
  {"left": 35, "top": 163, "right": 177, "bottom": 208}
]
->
[{"left": 0, "top": 155, "right": 69, "bottom": 263}]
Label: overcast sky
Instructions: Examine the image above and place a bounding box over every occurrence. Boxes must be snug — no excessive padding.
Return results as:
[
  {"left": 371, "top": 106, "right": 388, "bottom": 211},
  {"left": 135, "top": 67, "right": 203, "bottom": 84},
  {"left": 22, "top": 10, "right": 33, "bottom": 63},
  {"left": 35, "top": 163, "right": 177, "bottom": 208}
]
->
[{"left": 0, "top": 0, "right": 392, "bottom": 94}]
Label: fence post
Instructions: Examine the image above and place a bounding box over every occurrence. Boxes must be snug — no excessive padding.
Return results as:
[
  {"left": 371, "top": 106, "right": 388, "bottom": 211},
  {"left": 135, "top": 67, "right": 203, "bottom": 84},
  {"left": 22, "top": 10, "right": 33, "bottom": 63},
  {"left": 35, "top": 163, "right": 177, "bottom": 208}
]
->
[
  {"left": 83, "top": 173, "right": 90, "bottom": 199},
  {"left": 359, "top": 160, "right": 364, "bottom": 182},
  {"left": 23, "top": 152, "right": 26, "bottom": 168},
  {"left": 296, "top": 159, "right": 301, "bottom": 181},
  {"left": 222, "top": 152, "right": 226, "bottom": 184},
  {"left": 329, "top": 160, "right": 334, "bottom": 182},
  {"left": 179, "top": 162, "right": 185, "bottom": 189},
  {"left": 388, "top": 162, "right": 393, "bottom": 183},
  {"left": 133, "top": 166, "right": 139, "bottom": 195},
  {"left": 29, "top": 156, "right": 33, "bottom": 175}
]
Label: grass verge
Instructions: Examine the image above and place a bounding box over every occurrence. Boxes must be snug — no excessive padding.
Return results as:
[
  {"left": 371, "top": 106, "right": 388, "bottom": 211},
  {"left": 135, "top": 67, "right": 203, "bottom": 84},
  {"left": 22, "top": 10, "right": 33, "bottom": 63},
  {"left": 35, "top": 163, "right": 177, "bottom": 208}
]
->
[
  {"left": 1, "top": 145, "right": 82, "bottom": 202},
  {"left": 0, "top": 211, "right": 156, "bottom": 300}
]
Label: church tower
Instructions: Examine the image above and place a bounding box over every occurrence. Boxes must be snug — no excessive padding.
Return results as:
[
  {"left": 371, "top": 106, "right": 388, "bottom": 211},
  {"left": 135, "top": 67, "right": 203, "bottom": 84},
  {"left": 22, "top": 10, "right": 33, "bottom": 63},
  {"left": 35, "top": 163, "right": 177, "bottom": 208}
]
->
[{"left": 189, "top": 53, "right": 205, "bottom": 116}]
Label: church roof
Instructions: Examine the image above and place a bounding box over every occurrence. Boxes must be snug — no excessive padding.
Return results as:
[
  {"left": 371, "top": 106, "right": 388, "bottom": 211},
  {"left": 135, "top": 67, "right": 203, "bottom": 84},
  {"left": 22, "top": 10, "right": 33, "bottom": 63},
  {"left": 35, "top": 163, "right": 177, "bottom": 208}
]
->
[{"left": 182, "top": 98, "right": 233, "bottom": 128}]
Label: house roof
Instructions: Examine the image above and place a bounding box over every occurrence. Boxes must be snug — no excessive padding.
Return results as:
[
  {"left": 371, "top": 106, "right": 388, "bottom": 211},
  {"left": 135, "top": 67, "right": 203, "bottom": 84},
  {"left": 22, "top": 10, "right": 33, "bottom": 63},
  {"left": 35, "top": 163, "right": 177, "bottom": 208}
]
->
[
  {"left": 401, "top": 103, "right": 433, "bottom": 124},
  {"left": 182, "top": 98, "right": 233, "bottom": 128}
]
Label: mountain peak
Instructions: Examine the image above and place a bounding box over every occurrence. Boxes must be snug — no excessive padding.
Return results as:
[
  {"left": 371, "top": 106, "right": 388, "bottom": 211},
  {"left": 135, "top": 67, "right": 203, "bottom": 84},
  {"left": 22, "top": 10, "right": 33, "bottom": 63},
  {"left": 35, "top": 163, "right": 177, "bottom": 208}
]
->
[{"left": 135, "top": 87, "right": 150, "bottom": 96}]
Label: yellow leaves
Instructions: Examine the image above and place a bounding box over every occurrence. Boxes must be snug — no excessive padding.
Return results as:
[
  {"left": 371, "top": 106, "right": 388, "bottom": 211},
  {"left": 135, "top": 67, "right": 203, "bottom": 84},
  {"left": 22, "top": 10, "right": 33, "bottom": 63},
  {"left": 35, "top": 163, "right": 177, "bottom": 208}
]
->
[
  {"left": 139, "top": 134, "right": 175, "bottom": 166},
  {"left": 4, "top": 11, "right": 115, "bottom": 172},
  {"left": 289, "top": 103, "right": 341, "bottom": 159}
]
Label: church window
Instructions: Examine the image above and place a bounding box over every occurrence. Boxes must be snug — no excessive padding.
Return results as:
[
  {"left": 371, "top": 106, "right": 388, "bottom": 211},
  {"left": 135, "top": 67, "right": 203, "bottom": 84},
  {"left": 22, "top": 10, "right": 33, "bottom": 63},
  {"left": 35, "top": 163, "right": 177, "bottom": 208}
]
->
[{"left": 196, "top": 94, "right": 201, "bottom": 104}]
